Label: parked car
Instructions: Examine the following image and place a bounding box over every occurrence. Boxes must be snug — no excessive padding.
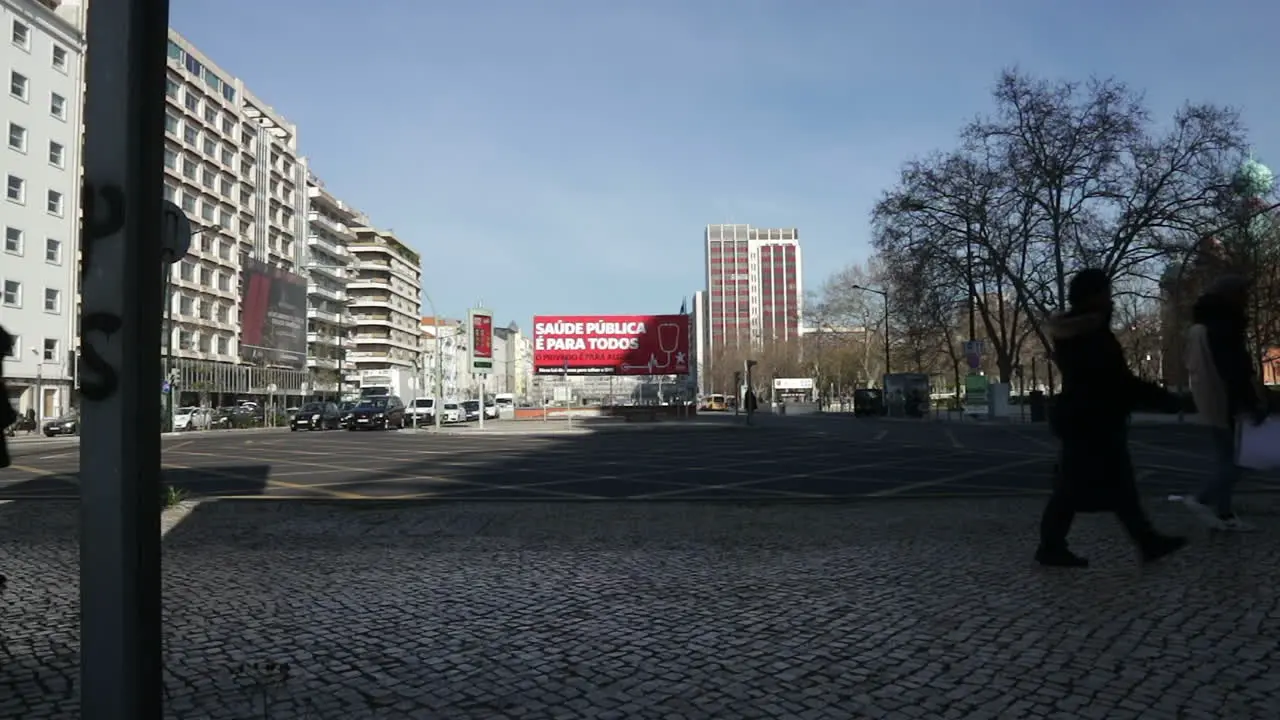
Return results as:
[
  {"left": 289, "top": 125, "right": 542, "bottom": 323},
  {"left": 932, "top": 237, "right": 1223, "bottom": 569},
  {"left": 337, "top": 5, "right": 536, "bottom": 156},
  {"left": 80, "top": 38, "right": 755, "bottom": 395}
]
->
[
  {"left": 440, "top": 402, "right": 461, "bottom": 423},
  {"left": 407, "top": 398, "right": 436, "bottom": 425},
  {"left": 172, "top": 406, "right": 212, "bottom": 432},
  {"left": 290, "top": 402, "right": 342, "bottom": 431},
  {"left": 461, "top": 400, "right": 481, "bottom": 421},
  {"left": 483, "top": 400, "right": 498, "bottom": 419},
  {"left": 43, "top": 410, "right": 80, "bottom": 437},
  {"left": 337, "top": 401, "right": 358, "bottom": 429},
  {"left": 347, "top": 396, "right": 406, "bottom": 430}
]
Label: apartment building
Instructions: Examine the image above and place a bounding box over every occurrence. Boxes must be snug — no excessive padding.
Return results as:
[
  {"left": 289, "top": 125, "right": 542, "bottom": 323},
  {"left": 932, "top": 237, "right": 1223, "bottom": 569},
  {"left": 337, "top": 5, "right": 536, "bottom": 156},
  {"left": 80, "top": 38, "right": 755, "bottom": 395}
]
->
[
  {"left": 704, "top": 224, "right": 803, "bottom": 352},
  {"left": 347, "top": 227, "right": 423, "bottom": 399},
  {"left": 304, "top": 172, "right": 362, "bottom": 397},
  {"left": 162, "top": 30, "right": 311, "bottom": 403},
  {"left": 420, "top": 317, "right": 534, "bottom": 400},
  {"left": 0, "top": 0, "right": 85, "bottom": 422}
]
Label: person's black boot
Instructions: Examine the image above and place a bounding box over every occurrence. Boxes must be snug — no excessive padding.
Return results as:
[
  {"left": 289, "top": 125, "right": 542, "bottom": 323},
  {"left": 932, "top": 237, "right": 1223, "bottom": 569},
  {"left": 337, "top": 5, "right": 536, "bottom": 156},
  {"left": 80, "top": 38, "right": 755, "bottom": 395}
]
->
[
  {"left": 1035, "top": 546, "right": 1089, "bottom": 568},
  {"left": 1141, "top": 534, "right": 1188, "bottom": 564}
]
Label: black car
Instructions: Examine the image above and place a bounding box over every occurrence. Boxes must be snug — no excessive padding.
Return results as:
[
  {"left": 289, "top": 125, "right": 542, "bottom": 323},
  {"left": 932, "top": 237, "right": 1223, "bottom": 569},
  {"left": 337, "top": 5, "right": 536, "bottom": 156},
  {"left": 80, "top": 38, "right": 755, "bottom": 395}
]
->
[
  {"left": 337, "top": 401, "right": 358, "bottom": 428},
  {"left": 347, "top": 396, "right": 406, "bottom": 430},
  {"left": 290, "top": 402, "right": 342, "bottom": 431},
  {"left": 853, "top": 388, "right": 885, "bottom": 417},
  {"left": 461, "top": 400, "right": 481, "bottom": 421},
  {"left": 43, "top": 410, "right": 79, "bottom": 437}
]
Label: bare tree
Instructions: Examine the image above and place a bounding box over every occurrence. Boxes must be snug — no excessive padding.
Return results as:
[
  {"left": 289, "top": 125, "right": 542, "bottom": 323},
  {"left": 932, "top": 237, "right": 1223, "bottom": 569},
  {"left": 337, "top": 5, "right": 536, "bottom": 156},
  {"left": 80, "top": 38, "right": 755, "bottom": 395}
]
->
[
  {"left": 807, "top": 261, "right": 889, "bottom": 386},
  {"left": 970, "top": 69, "right": 1246, "bottom": 342}
]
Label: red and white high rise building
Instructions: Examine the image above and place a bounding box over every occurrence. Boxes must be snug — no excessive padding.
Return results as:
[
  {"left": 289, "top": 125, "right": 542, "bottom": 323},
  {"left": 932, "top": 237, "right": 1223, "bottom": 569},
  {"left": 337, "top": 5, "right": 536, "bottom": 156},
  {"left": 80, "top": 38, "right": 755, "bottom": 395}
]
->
[{"left": 702, "top": 224, "right": 803, "bottom": 354}]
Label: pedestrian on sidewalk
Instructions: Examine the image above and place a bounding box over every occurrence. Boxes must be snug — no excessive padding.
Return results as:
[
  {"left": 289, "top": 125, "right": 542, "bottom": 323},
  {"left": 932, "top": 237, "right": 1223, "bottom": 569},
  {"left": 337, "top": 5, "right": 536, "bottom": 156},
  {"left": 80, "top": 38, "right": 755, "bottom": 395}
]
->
[
  {"left": 1, "top": 325, "right": 15, "bottom": 467},
  {"left": 1036, "top": 269, "right": 1187, "bottom": 568},
  {"left": 1183, "top": 274, "right": 1268, "bottom": 532}
]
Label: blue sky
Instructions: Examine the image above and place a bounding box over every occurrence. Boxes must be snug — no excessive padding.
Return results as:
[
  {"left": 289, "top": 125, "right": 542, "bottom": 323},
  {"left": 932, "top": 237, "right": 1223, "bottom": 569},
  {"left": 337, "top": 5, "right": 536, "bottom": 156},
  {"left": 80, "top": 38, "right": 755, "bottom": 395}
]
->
[{"left": 170, "top": 0, "right": 1280, "bottom": 329}]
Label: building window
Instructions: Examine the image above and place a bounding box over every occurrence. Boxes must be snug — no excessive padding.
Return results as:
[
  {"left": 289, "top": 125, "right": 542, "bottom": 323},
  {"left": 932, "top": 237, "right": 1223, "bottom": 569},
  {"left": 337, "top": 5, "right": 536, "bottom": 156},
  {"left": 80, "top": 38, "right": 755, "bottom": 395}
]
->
[
  {"left": 42, "top": 337, "right": 59, "bottom": 361},
  {"left": 220, "top": 147, "right": 234, "bottom": 167},
  {"left": 200, "top": 202, "right": 215, "bottom": 221},
  {"left": 219, "top": 208, "right": 232, "bottom": 229},
  {"left": 181, "top": 192, "right": 196, "bottom": 213},
  {"left": 179, "top": 260, "right": 195, "bottom": 281},
  {"left": 164, "top": 147, "right": 177, "bottom": 169},
  {"left": 182, "top": 156, "right": 197, "bottom": 180},
  {"left": 11, "top": 19, "right": 29, "bottom": 49},
  {"left": 216, "top": 336, "right": 229, "bottom": 354},
  {"left": 4, "top": 227, "right": 21, "bottom": 254},
  {"left": 2, "top": 334, "right": 16, "bottom": 358},
  {"left": 178, "top": 330, "right": 193, "bottom": 351},
  {"left": 199, "top": 266, "right": 213, "bottom": 286},
  {"left": 52, "top": 45, "right": 68, "bottom": 71},
  {"left": 202, "top": 137, "right": 216, "bottom": 157},
  {"left": 165, "top": 112, "right": 178, "bottom": 135},
  {"left": 179, "top": 295, "right": 194, "bottom": 315},
  {"left": 43, "top": 287, "right": 60, "bottom": 313},
  {"left": 198, "top": 334, "right": 211, "bottom": 352},
  {"left": 9, "top": 71, "right": 27, "bottom": 101},
  {"left": 219, "top": 176, "right": 233, "bottom": 197},
  {"left": 221, "top": 116, "right": 234, "bottom": 135},
  {"left": 48, "top": 141, "right": 64, "bottom": 168},
  {"left": 215, "top": 304, "right": 229, "bottom": 323},
  {"left": 45, "top": 237, "right": 61, "bottom": 264},
  {"left": 216, "top": 272, "right": 230, "bottom": 291},
  {"left": 163, "top": 184, "right": 176, "bottom": 202},
  {"left": 2, "top": 279, "right": 20, "bottom": 306},
  {"left": 183, "top": 125, "right": 197, "bottom": 146},
  {"left": 165, "top": 76, "right": 179, "bottom": 98},
  {"left": 184, "top": 91, "right": 198, "bottom": 112},
  {"left": 5, "top": 174, "right": 25, "bottom": 203},
  {"left": 46, "top": 190, "right": 63, "bottom": 216},
  {"left": 6, "top": 122, "right": 25, "bottom": 152},
  {"left": 50, "top": 93, "right": 67, "bottom": 120},
  {"left": 202, "top": 168, "right": 215, "bottom": 188},
  {"left": 218, "top": 240, "right": 232, "bottom": 261},
  {"left": 203, "top": 106, "right": 217, "bottom": 125}
]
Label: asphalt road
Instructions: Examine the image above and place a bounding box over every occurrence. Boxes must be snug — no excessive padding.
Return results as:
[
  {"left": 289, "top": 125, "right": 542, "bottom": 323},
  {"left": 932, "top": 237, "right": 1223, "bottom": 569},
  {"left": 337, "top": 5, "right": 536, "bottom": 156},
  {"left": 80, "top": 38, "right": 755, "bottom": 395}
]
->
[{"left": 1, "top": 416, "right": 1275, "bottom": 501}]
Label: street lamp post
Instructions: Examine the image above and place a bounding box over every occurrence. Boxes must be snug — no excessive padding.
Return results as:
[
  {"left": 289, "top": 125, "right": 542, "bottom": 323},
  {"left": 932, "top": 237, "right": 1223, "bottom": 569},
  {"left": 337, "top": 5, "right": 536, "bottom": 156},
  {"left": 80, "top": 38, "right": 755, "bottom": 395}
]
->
[
  {"left": 424, "top": 293, "right": 444, "bottom": 430},
  {"left": 164, "top": 221, "right": 219, "bottom": 428},
  {"left": 851, "top": 284, "right": 890, "bottom": 383}
]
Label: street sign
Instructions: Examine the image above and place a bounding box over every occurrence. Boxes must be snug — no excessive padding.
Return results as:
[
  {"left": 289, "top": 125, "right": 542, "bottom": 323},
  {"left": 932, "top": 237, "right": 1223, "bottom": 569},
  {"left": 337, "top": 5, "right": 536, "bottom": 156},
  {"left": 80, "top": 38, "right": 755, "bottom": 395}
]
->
[
  {"left": 964, "top": 340, "right": 984, "bottom": 370},
  {"left": 159, "top": 200, "right": 191, "bottom": 264}
]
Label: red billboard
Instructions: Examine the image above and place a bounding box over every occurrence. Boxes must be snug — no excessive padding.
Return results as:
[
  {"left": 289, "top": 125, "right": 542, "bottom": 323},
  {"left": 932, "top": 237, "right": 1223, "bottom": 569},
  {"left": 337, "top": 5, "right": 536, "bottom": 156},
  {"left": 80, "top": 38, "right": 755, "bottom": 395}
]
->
[{"left": 534, "top": 315, "right": 690, "bottom": 376}]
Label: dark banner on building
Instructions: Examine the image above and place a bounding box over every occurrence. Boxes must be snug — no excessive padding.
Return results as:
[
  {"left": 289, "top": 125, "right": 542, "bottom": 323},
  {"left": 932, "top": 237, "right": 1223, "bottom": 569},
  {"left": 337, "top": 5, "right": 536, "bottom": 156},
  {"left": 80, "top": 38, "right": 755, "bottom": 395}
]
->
[{"left": 239, "top": 259, "right": 307, "bottom": 370}]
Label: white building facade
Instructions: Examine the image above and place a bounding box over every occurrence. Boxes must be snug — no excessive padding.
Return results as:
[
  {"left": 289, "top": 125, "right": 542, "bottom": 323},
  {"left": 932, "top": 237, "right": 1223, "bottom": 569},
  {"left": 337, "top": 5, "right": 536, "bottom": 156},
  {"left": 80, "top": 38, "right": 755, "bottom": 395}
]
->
[
  {"left": 0, "top": 0, "right": 86, "bottom": 422},
  {"left": 162, "top": 30, "right": 311, "bottom": 403},
  {"left": 347, "top": 227, "right": 422, "bottom": 400},
  {"left": 304, "top": 172, "right": 361, "bottom": 397}
]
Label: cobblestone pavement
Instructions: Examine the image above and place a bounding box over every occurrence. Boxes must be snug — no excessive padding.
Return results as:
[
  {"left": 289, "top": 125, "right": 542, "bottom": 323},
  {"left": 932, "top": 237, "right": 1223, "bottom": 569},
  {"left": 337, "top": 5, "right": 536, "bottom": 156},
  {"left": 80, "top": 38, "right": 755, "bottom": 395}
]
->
[{"left": 3, "top": 497, "right": 1279, "bottom": 719}]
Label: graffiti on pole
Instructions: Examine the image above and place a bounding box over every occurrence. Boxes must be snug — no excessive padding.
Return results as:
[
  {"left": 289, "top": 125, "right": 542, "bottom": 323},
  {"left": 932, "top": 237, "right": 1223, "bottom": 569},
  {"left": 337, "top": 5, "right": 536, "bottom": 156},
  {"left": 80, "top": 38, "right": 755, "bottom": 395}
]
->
[{"left": 78, "top": 180, "right": 127, "bottom": 401}]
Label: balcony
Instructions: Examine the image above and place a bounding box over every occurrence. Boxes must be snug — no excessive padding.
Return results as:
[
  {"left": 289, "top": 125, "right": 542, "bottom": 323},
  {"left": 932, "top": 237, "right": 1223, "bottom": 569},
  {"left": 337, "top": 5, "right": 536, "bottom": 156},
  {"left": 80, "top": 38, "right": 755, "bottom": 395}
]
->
[
  {"left": 307, "top": 332, "right": 340, "bottom": 346},
  {"left": 306, "top": 263, "right": 345, "bottom": 283},
  {"left": 348, "top": 294, "right": 392, "bottom": 308},
  {"left": 307, "top": 211, "right": 356, "bottom": 241},
  {"left": 306, "top": 231, "right": 349, "bottom": 258},
  {"left": 306, "top": 308, "right": 342, "bottom": 324},
  {"left": 307, "top": 357, "right": 339, "bottom": 370},
  {"left": 308, "top": 284, "right": 345, "bottom": 302}
]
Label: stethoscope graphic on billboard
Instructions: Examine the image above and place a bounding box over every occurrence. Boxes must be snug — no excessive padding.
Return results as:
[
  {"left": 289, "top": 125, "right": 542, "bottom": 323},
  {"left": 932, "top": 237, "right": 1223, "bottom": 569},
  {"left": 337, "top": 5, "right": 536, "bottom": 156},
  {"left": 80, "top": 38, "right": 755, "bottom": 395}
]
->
[{"left": 621, "top": 321, "right": 685, "bottom": 372}]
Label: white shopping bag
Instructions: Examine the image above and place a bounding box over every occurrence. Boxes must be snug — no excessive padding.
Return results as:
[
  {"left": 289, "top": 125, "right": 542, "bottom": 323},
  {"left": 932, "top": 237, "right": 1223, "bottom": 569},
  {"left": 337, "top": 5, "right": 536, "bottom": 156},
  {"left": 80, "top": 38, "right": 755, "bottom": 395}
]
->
[{"left": 1237, "top": 418, "right": 1280, "bottom": 470}]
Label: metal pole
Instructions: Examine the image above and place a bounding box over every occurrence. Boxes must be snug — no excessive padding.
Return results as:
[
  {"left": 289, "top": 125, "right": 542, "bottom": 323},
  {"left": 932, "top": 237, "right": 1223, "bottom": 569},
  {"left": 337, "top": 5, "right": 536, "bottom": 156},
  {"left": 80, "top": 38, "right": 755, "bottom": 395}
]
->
[
  {"left": 163, "top": 267, "right": 172, "bottom": 427},
  {"left": 882, "top": 289, "right": 891, "bottom": 378},
  {"left": 336, "top": 307, "right": 343, "bottom": 402},
  {"left": 80, "top": 0, "right": 168, "bottom": 717}
]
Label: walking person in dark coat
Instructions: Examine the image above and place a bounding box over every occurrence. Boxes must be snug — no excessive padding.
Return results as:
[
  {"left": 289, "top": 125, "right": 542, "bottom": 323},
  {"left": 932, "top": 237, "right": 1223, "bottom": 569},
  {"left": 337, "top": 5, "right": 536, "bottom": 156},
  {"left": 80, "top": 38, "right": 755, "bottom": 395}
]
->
[{"left": 1036, "top": 269, "right": 1188, "bottom": 568}]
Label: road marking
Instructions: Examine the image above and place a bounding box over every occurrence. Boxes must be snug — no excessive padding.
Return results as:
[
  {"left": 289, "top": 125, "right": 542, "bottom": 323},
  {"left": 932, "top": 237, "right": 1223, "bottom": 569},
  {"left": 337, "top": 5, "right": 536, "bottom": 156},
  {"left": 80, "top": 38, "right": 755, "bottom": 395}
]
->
[
  {"left": 874, "top": 430, "right": 888, "bottom": 441},
  {"left": 39, "top": 452, "right": 76, "bottom": 460},
  {"left": 944, "top": 429, "right": 962, "bottom": 449},
  {"left": 630, "top": 456, "right": 925, "bottom": 500},
  {"left": 867, "top": 456, "right": 1048, "bottom": 497}
]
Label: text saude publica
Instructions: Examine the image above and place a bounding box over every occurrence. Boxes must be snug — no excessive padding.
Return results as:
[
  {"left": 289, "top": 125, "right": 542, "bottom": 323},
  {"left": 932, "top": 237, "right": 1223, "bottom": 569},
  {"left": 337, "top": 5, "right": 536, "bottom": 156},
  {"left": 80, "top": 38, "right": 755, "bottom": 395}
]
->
[{"left": 534, "top": 320, "right": 649, "bottom": 352}]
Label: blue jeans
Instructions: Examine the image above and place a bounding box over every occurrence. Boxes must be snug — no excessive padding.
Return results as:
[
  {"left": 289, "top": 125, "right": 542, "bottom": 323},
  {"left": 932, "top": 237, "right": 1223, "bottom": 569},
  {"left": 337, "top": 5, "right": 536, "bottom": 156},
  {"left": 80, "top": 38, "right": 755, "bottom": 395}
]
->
[{"left": 1197, "top": 426, "right": 1242, "bottom": 516}]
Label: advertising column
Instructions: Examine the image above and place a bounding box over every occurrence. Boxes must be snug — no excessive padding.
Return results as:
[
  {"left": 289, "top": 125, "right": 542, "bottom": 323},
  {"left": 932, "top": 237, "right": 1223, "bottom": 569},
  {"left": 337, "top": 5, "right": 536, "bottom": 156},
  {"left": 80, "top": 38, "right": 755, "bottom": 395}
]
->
[{"left": 468, "top": 308, "right": 493, "bottom": 427}]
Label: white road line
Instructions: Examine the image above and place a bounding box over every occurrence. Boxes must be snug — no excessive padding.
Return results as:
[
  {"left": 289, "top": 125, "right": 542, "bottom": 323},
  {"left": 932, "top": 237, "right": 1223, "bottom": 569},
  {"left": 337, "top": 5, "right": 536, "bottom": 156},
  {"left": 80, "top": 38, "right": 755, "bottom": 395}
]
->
[{"left": 867, "top": 456, "right": 1048, "bottom": 497}]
